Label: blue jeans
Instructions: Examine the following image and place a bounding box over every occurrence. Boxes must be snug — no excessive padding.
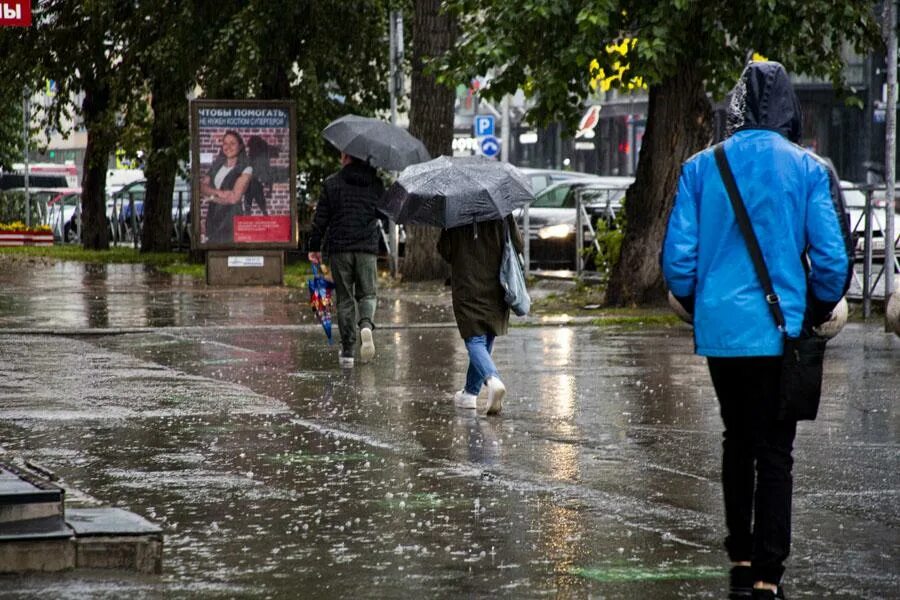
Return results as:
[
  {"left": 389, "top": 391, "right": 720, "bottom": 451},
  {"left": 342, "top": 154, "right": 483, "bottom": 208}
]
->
[{"left": 464, "top": 335, "right": 499, "bottom": 395}]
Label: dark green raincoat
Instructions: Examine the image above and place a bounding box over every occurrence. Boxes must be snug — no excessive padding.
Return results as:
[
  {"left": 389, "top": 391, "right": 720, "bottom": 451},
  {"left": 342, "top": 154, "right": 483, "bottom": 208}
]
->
[{"left": 437, "top": 215, "right": 524, "bottom": 339}]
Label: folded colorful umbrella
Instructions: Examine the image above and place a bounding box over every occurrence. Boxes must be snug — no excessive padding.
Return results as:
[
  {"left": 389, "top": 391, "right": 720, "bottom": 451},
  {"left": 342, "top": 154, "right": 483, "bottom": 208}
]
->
[{"left": 307, "top": 264, "right": 335, "bottom": 344}]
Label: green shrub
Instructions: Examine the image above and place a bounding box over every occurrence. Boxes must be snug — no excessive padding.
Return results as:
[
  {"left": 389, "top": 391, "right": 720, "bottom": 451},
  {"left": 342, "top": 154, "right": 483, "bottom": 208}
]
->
[
  {"left": 0, "top": 190, "right": 52, "bottom": 225},
  {"left": 593, "top": 199, "right": 627, "bottom": 275}
]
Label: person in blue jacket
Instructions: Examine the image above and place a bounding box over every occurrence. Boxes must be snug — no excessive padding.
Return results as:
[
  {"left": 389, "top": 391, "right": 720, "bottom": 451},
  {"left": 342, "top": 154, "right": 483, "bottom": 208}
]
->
[{"left": 662, "top": 61, "right": 852, "bottom": 600}]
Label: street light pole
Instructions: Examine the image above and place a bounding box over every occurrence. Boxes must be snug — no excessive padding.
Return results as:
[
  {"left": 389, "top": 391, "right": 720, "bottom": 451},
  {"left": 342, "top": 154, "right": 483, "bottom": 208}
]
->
[
  {"left": 388, "top": 9, "right": 403, "bottom": 277},
  {"left": 23, "top": 88, "right": 30, "bottom": 228},
  {"left": 884, "top": 0, "right": 897, "bottom": 330},
  {"left": 500, "top": 95, "right": 510, "bottom": 163}
]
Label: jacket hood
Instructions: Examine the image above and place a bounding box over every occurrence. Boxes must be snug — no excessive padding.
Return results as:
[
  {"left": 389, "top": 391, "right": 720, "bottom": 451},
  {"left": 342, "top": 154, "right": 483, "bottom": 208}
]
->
[
  {"left": 341, "top": 161, "right": 378, "bottom": 187},
  {"left": 725, "top": 61, "right": 801, "bottom": 143}
]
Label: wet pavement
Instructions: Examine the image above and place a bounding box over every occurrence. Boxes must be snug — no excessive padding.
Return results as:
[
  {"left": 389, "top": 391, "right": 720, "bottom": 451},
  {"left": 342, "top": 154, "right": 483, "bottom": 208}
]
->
[{"left": 0, "top": 258, "right": 897, "bottom": 599}]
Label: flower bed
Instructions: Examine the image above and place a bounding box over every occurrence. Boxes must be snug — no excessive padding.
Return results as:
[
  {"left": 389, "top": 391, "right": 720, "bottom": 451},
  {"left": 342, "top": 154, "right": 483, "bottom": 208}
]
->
[{"left": 0, "top": 222, "right": 54, "bottom": 246}]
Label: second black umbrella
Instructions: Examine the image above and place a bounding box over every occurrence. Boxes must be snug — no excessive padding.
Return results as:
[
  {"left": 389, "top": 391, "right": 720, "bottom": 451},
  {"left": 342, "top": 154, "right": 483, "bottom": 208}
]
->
[{"left": 322, "top": 114, "right": 430, "bottom": 172}]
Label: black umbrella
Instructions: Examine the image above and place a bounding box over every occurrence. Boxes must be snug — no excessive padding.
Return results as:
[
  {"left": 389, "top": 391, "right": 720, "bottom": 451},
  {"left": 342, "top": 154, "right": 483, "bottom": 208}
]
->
[
  {"left": 379, "top": 155, "right": 533, "bottom": 228},
  {"left": 322, "top": 114, "right": 430, "bottom": 172}
]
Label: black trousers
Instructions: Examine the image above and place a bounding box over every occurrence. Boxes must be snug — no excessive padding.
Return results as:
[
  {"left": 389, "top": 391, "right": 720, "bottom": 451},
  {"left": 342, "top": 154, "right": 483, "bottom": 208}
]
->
[{"left": 707, "top": 356, "right": 798, "bottom": 585}]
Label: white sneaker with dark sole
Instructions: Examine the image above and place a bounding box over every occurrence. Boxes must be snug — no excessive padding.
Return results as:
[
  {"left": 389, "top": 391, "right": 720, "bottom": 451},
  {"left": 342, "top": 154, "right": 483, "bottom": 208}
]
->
[
  {"left": 360, "top": 327, "right": 375, "bottom": 363},
  {"left": 453, "top": 390, "right": 477, "bottom": 410},
  {"left": 484, "top": 377, "right": 505, "bottom": 415}
]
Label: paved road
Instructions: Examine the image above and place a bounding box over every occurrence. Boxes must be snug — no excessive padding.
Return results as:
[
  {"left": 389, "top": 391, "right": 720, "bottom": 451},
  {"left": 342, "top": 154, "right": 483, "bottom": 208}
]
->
[{"left": 0, "top": 260, "right": 897, "bottom": 599}]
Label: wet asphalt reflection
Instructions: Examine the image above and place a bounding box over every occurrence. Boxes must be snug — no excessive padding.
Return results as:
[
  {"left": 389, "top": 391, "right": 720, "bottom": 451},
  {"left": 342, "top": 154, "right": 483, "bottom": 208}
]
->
[{"left": 0, "top": 261, "right": 897, "bottom": 598}]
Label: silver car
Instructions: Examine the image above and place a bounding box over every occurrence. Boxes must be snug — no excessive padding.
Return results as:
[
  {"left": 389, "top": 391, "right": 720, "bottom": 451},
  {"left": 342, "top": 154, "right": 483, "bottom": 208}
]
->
[{"left": 841, "top": 181, "right": 900, "bottom": 260}]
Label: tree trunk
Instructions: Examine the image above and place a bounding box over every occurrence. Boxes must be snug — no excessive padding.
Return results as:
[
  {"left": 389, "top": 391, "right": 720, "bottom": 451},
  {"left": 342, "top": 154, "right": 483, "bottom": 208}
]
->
[
  {"left": 80, "top": 86, "right": 112, "bottom": 250},
  {"left": 403, "top": 0, "right": 457, "bottom": 282},
  {"left": 141, "top": 89, "right": 184, "bottom": 253},
  {"left": 604, "top": 64, "right": 712, "bottom": 306}
]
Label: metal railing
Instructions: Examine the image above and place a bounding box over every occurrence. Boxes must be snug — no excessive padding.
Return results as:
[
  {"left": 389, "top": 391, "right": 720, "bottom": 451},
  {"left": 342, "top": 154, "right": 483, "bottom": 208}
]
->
[
  {"left": 51, "top": 189, "right": 193, "bottom": 250},
  {"left": 520, "top": 186, "right": 622, "bottom": 279},
  {"left": 518, "top": 183, "right": 897, "bottom": 301},
  {"left": 844, "top": 184, "right": 900, "bottom": 317}
]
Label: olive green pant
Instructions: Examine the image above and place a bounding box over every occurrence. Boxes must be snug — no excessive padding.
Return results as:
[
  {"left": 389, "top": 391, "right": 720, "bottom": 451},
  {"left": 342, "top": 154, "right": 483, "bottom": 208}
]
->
[{"left": 329, "top": 252, "right": 377, "bottom": 349}]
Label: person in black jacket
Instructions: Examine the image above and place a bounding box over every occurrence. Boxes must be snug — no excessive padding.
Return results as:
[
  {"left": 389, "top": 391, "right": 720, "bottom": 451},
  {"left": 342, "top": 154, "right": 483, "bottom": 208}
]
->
[{"left": 308, "top": 153, "right": 384, "bottom": 367}]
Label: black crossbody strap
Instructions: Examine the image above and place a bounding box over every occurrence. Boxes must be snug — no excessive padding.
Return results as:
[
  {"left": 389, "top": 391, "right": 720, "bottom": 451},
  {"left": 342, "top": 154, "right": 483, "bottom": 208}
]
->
[{"left": 713, "top": 144, "right": 786, "bottom": 331}]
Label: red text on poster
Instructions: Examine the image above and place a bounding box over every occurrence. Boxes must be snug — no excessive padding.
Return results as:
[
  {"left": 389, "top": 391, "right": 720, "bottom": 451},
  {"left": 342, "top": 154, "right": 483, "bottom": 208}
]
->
[
  {"left": 0, "top": 1, "right": 31, "bottom": 26},
  {"left": 233, "top": 216, "right": 292, "bottom": 243}
]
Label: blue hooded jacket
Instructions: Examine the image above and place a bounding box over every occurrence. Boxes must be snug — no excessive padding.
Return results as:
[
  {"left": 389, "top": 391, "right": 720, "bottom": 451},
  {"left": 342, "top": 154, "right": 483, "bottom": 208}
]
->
[{"left": 662, "top": 61, "right": 853, "bottom": 357}]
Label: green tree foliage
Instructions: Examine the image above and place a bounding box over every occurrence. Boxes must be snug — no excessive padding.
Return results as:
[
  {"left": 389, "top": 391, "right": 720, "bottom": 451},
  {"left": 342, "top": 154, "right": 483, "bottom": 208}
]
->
[
  {"left": 123, "top": 0, "right": 240, "bottom": 253},
  {"left": 0, "top": 0, "right": 392, "bottom": 251},
  {"left": 203, "top": 1, "right": 392, "bottom": 193},
  {"left": 0, "top": 0, "right": 144, "bottom": 249},
  {"left": 443, "top": 0, "right": 881, "bottom": 304},
  {"left": 0, "top": 87, "right": 23, "bottom": 171}
]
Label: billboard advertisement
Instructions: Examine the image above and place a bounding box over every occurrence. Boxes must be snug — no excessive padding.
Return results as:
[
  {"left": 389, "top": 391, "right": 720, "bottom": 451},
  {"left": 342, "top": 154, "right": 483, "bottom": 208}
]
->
[{"left": 190, "top": 100, "right": 297, "bottom": 250}]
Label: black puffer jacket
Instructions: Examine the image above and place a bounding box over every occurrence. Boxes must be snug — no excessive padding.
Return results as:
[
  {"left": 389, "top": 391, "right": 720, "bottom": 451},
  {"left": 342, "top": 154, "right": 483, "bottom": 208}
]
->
[{"left": 308, "top": 161, "right": 385, "bottom": 254}]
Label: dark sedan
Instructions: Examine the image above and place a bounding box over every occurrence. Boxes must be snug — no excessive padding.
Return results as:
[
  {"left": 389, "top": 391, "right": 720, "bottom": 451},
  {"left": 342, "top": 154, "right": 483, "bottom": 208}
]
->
[{"left": 515, "top": 177, "right": 633, "bottom": 270}]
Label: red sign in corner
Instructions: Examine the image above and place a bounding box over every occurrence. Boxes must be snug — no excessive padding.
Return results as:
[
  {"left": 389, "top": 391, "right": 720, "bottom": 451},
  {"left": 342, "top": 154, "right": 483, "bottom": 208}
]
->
[
  {"left": 0, "top": 1, "right": 31, "bottom": 27},
  {"left": 233, "top": 215, "right": 292, "bottom": 244}
]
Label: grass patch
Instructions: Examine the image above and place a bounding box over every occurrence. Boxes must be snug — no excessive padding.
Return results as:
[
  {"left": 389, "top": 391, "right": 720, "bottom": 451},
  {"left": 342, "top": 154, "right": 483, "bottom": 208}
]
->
[
  {"left": 530, "top": 281, "right": 607, "bottom": 315},
  {"left": 158, "top": 261, "right": 205, "bottom": 278},
  {"left": 590, "top": 313, "right": 683, "bottom": 328},
  {"left": 284, "top": 262, "right": 315, "bottom": 287},
  {"left": 527, "top": 279, "right": 686, "bottom": 326},
  {"left": 0, "top": 245, "right": 191, "bottom": 267}
]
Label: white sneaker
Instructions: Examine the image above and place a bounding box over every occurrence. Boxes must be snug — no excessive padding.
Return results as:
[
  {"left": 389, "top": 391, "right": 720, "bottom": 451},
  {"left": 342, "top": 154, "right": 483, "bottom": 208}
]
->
[
  {"left": 484, "top": 377, "right": 505, "bottom": 415},
  {"left": 360, "top": 327, "right": 375, "bottom": 363},
  {"left": 453, "top": 390, "right": 477, "bottom": 410}
]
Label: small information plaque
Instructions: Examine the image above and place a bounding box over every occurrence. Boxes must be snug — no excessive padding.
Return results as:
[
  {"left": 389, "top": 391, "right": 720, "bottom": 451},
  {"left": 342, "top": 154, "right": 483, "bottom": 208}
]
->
[
  {"left": 227, "top": 256, "right": 264, "bottom": 268},
  {"left": 207, "top": 251, "right": 284, "bottom": 285}
]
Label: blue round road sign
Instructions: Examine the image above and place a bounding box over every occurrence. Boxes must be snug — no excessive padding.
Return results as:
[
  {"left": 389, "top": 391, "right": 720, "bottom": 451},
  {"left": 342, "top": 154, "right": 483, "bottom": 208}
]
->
[{"left": 480, "top": 135, "right": 500, "bottom": 158}]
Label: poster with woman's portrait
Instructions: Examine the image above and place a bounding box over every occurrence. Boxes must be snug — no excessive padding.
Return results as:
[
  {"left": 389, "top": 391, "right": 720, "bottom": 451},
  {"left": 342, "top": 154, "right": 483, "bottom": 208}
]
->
[{"left": 190, "top": 100, "right": 297, "bottom": 249}]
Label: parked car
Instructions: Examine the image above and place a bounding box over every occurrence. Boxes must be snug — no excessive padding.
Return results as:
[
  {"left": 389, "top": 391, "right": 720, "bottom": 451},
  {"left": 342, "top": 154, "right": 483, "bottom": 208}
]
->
[
  {"left": 515, "top": 176, "right": 634, "bottom": 269},
  {"left": 52, "top": 179, "right": 189, "bottom": 245},
  {"left": 517, "top": 167, "right": 606, "bottom": 193},
  {"left": 105, "top": 169, "right": 144, "bottom": 196},
  {"left": 45, "top": 190, "right": 82, "bottom": 242},
  {"left": 108, "top": 178, "right": 191, "bottom": 244},
  {"left": 110, "top": 180, "right": 145, "bottom": 238}
]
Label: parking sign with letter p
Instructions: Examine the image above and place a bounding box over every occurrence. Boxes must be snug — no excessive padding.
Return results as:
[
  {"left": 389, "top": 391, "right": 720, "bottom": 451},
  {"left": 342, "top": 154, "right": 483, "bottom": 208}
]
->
[{"left": 474, "top": 115, "right": 495, "bottom": 137}]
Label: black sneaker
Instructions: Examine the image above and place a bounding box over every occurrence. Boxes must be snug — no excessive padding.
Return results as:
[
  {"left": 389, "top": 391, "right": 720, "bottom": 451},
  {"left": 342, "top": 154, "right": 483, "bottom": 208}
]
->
[
  {"left": 729, "top": 566, "right": 753, "bottom": 599},
  {"left": 751, "top": 586, "right": 786, "bottom": 600},
  {"left": 338, "top": 346, "right": 354, "bottom": 368}
]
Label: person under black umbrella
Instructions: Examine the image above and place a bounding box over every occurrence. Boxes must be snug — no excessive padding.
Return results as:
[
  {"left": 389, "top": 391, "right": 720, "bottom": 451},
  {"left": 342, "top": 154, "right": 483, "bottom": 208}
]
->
[
  {"left": 311, "top": 115, "right": 429, "bottom": 368},
  {"left": 308, "top": 152, "right": 384, "bottom": 368},
  {"left": 382, "top": 155, "right": 531, "bottom": 415},
  {"left": 438, "top": 212, "right": 524, "bottom": 415}
]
